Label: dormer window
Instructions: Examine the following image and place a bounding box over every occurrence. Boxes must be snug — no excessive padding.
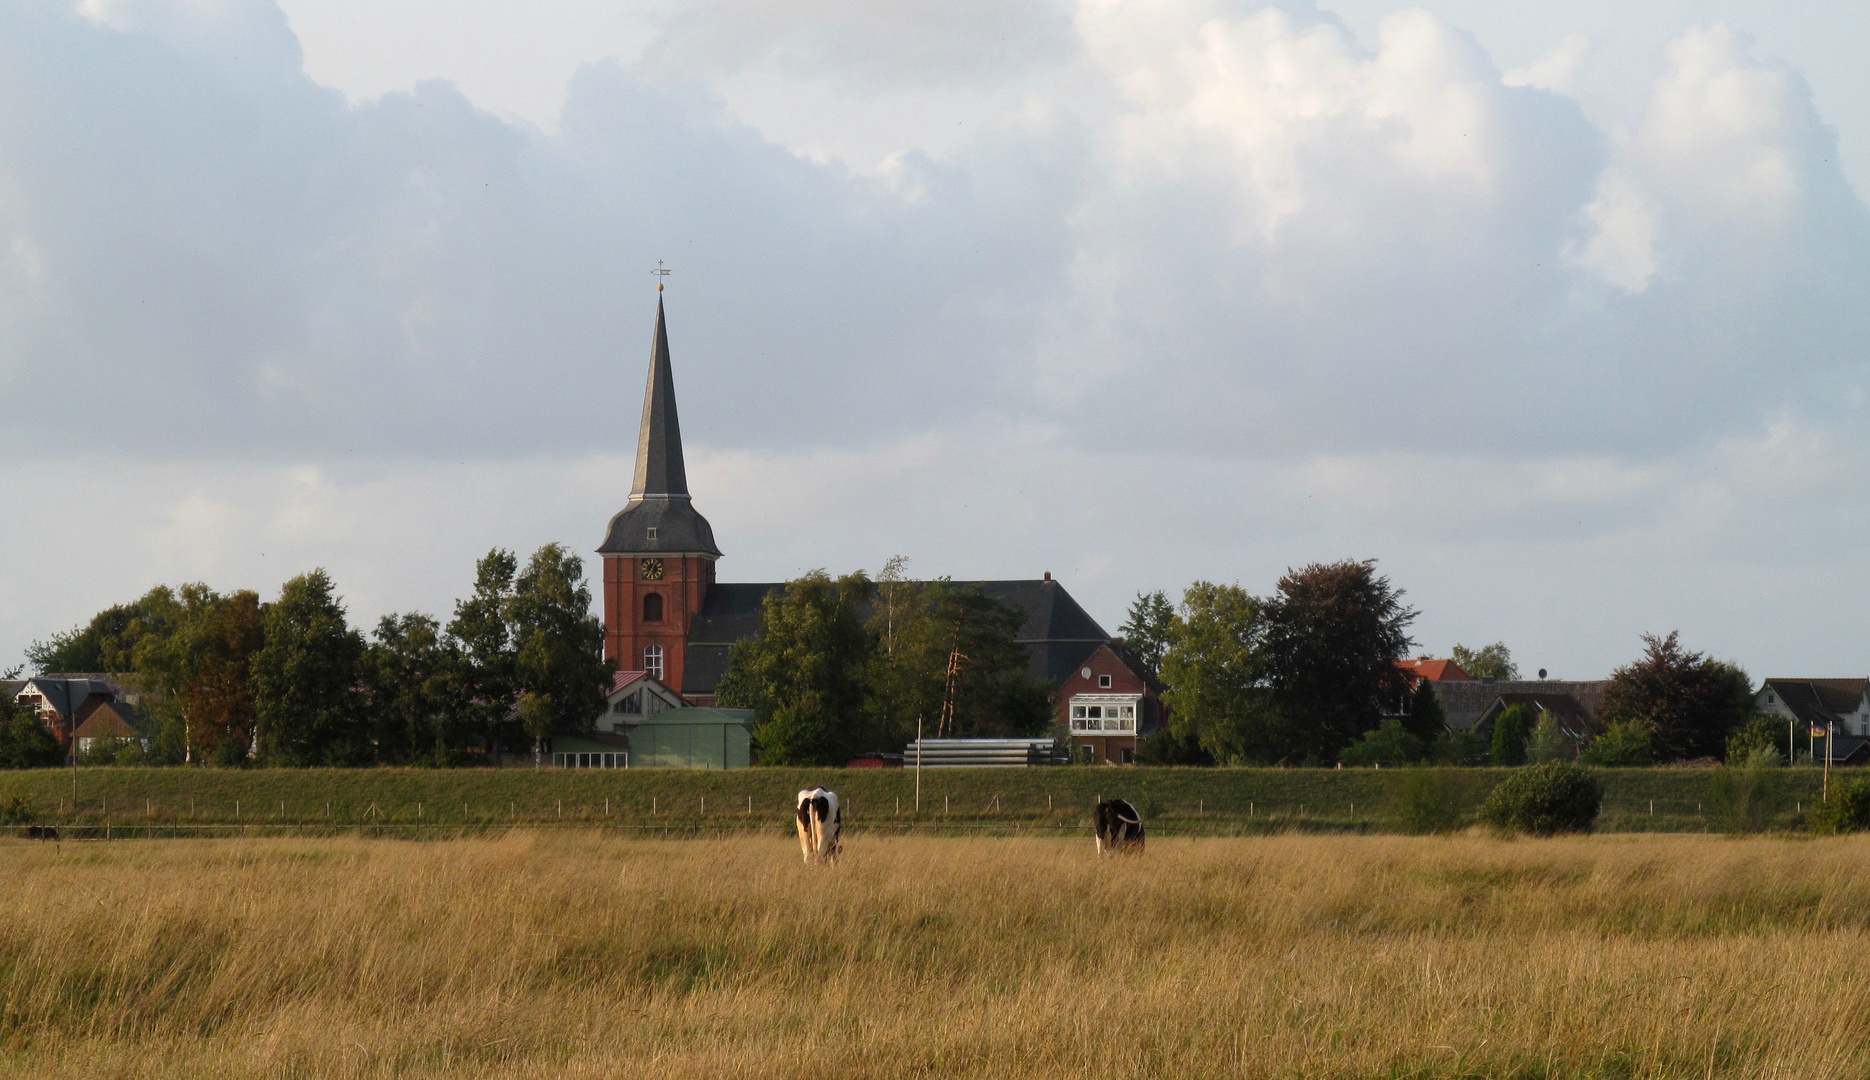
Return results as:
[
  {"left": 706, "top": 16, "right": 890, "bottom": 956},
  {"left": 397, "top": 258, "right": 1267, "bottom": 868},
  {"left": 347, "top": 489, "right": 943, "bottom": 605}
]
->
[{"left": 647, "top": 527, "right": 659, "bottom": 540}]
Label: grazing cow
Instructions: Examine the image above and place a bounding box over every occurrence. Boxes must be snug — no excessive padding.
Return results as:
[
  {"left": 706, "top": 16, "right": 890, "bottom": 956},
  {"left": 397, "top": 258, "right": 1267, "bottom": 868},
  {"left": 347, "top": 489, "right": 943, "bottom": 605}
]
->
[
  {"left": 25, "top": 825, "right": 57, "bottom": 842},
  {"left": 1094, "top": 799, "right": 1144, "bottom": 855},
  {"left": 795, "top": 788, "right": 841, "bottom": 864}
]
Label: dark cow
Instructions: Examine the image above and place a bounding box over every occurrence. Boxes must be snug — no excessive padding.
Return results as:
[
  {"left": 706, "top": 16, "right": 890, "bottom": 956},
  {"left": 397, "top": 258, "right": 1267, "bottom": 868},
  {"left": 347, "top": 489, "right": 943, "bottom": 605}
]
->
[
  {"left": 795, "top": 788, "right": 842, "bottom": 864},
  {"left": 25, "top": 825, "right": 58, "bottom": 842},
  {"left": 1094, "top": 799, "right": 1144, "bottom": 855}
]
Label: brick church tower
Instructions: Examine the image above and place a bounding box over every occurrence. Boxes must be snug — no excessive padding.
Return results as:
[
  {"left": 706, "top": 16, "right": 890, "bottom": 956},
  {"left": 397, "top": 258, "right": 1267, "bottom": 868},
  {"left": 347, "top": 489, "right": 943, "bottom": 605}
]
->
[{"left": 596, "top": 295, "right": 721, "bottom": 690}]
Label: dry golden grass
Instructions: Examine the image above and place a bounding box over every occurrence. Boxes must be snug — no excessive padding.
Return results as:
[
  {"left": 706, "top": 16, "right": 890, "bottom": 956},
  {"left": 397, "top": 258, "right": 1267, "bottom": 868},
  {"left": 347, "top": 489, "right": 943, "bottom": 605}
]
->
[{"left": 2, "top": 832, "right": 1867, "bottom": 1079}]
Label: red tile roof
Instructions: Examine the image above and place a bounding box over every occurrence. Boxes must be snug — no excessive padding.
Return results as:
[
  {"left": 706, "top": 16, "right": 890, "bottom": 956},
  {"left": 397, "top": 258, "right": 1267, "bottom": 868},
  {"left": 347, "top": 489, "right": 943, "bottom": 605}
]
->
[{"left": 1396, "top": 658, "right": 1473, "bottom": 682}]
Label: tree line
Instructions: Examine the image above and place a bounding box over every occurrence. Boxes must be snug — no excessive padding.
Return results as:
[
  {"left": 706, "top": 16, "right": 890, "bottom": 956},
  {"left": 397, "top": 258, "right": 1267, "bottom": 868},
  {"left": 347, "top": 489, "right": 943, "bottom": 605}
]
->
[
  {"left": 5, "top": 545, "right": 611, "bottom": 767},
  {"left": 1123, "top": 562, "right": 1765, "bottom": 766}
]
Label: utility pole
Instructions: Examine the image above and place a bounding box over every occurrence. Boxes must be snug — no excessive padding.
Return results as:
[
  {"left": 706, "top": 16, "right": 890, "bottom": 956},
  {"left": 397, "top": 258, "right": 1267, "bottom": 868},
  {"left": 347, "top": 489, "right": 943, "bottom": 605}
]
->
[
  {"left": 1825, "top": 721, "right": 1834, "bottom": 803},
  {"left": 914, "top": 714, "right": 922, "bottom": 813}
]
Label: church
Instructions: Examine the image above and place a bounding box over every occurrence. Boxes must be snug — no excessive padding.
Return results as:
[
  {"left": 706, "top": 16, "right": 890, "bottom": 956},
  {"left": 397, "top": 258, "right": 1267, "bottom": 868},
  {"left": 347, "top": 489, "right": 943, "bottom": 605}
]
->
[{"left": 594, "top": 296, "right": 1161, "bottom": 764}]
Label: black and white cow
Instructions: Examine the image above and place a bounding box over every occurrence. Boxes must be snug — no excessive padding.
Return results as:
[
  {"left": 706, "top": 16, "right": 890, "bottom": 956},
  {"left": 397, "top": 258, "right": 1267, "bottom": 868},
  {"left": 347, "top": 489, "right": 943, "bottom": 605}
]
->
[
  {"left": 795, "top": 788, "right": 842, "bottom": 864},
  {"left": 1094, "top": 799, "right": 1144, "bottom": 855}
]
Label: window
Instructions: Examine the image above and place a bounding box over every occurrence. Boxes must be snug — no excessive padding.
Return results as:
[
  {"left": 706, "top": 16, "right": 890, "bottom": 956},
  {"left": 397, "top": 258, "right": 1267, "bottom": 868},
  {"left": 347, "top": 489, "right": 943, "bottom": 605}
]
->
[
  {"left": 643, "top": 593, "right": 664, "bottom": 622},
  {"left": 647, "top": 527, "right": 659, "bottom": 540},
  {"left": 615, "top": 691, "right": 643, "bottom": 715},
  {"left": 644, "top": 645, "right": 664, "bottom": 679},
  {"left": 1098, "top": 674, "right": 1112, "bottom": 688}
]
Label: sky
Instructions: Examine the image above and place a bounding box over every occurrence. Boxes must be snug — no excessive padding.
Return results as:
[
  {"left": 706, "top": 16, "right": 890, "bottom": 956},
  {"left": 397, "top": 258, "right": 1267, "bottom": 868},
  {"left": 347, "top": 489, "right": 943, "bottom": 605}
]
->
[{"left": 3, "top": 0, "right": 1870, "bottom": 680}]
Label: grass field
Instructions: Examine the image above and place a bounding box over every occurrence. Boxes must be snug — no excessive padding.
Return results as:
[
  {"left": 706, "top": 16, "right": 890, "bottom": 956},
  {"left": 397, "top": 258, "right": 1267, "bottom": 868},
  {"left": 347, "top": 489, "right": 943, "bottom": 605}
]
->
[
  {"left": 0, "top": 765, "right": 1840, "bottom": 834},
  {"left": 1, "top": 831, "right": 1867, "bottom": 1078}
]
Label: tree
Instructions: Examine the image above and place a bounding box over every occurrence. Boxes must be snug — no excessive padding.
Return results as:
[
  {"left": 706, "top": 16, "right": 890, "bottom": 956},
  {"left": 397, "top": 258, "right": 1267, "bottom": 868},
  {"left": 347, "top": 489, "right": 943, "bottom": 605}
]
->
[
  {"left": 718, "top": 571, "right": 876, "bottom": 766},
  {"left": 1402, "top": 680, "right": 1446, "bottom": 745},
  {"left": 867, "top": 578, "right": 1054, "bottom": 749},
  {"left": 174, "top": 590, "right": 264, "bottom": 764},
  {"left": 1528, "top": 713, "right": 1569, "bottom": 764},
  {"left": 1261, "top": 560, "right": 1416, "bottom": 762},
  {"left": 1579, "top": 720, "right": 1652, "bottom": 766},
  {"left": 0, "top": 699, "right": 62, "bottom": 769},
  {"left": 365, "top": 613, "right": 469, "bottom": 765},
  {"left": 1490, "top": 704, "right": 1531, "bottom": 766},
  {"left": 1159, "top": 582, "right": 1281, "bottom": 764},
  {"left": 1118, "top": 591, "right": 1175, "bottom": 678},
  {"left": 448, "top": 549, "right": 521, "bottom": 759},
  {"left": 1599, "top": 632, "right": 1753, "bottom": 763},
  {"left": 874, "top": 556, "right": 913, "bottom": 658},
  {"left": 509, "top": 544, "right": 612, "bottom": 743},
  {"left": 251, "top": 570, "right": 367, "bottom": 766},
  {"left": 1451, "top": 642, "right": 1519, "bottom": 681}
]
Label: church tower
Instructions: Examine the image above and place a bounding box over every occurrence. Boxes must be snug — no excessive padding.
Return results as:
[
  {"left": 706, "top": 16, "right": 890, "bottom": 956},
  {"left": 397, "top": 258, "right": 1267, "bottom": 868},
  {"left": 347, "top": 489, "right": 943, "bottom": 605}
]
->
[{"left": 597, "top": 295, "right": 721, "bottom": 692}]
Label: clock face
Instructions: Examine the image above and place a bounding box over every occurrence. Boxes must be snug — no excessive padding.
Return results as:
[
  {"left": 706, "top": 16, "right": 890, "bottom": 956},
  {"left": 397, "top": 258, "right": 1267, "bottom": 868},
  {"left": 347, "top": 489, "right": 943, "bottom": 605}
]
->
[{"left": 640, "top": 558, "right": 665, "bottom": 581}]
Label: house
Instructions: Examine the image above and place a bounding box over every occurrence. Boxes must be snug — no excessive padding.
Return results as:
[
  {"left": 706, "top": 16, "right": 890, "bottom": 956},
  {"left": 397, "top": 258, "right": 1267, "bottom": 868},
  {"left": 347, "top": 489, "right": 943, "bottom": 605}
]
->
[
  {"left": 12, "top": 676, "right": 120, "bottom": 746},
  {"left": 72, "top": 700, "right": 148, "bottom": 755},
  {"left": 1472, "top": 692, "right": 1593, "bottom": 750},
  {"left": 1755, "top": 679, "right": 1870, "bottom": 764},
  {"left": 541, "top": 671, "right": 685, "bottom": 769},
  {"left": 1431, "top": 679, "right": 1610, "bottom": 742},
  {"left": 593, "top": 297, "right": 1161, "bottom": 763}
]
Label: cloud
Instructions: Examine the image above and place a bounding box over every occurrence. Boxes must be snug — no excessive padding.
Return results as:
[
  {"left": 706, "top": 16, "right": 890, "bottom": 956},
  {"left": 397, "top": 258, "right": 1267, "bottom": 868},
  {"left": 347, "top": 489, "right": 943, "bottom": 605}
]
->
[{"left": 6, "top": 0, "right": 1870, "bottom": 679}]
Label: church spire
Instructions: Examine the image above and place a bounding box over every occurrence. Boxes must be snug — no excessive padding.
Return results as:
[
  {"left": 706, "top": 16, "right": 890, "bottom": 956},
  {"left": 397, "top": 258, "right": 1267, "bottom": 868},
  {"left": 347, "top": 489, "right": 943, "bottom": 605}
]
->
[
  {"left": 632, "top": 295, "right": 689, "bottom": 500},
  {"left": 598, "top": 293, "right": 721, "bottom": 557}
]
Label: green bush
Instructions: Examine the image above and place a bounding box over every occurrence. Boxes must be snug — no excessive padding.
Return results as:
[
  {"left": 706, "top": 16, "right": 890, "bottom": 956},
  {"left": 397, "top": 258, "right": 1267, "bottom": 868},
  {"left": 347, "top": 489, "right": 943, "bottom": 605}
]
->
[
  {"left": 1580, "top": 720, "right": 1652, "bottom": 766},
  {"left": 1707, "top": 758, "right": 1787, "bottom": 834},
  {"left": 1385, "top": 768, "right": 1483, "bottom": 834},
  {"left": 1807, "top": 777, "right": 1870, "bottom": 835},
  {"left": 1477, "top": 761, "right": 1602, "bottom": 836},
  {"left": 1726, "top": 714, "right": 1786, "bottom": 764},
  {"left": 0, "top": 794, "right": 34, "bottom": 826},
  {"left": 1429, "top": 728, "right": 1488, "bottom": 766},
  {"left": 1339, "top": 719, "right": 1424, "bottom": 767}
]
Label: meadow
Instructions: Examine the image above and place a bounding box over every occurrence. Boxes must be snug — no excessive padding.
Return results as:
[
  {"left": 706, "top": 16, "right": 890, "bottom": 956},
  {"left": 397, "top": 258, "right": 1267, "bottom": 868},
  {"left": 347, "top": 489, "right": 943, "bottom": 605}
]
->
[
  {"left": 2, "top": 831, "right": 1867, "bottom": 1078},
  {"left": 0, "top": 765, "right": 1839, "bottom": 834}
]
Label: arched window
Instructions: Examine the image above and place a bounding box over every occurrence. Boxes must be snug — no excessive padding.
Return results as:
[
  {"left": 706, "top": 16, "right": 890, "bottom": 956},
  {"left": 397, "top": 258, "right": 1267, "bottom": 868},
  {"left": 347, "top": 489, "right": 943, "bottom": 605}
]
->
[
  {"left": 643, "top": 592, "right": 664, "bottom": 622},
  {"left": 643, "top": 644, "right": 664, "bottom": 679}
]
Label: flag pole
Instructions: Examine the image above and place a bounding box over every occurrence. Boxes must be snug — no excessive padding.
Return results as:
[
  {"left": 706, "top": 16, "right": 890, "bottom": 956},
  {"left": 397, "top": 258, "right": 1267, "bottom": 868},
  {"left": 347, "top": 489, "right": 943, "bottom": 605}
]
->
[{"left": 1825, "top": 721, "right": 1833, "bottom": 803}]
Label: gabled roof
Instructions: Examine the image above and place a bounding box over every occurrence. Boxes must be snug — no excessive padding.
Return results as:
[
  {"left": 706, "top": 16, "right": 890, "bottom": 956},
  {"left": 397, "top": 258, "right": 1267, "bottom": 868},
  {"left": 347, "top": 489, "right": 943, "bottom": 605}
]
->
[
  {"left": 16, "top": 677, "right": 115, "bottom": 720},
  {"left": 1435, "top": 679, "right": 1610, "bottom": 731},
  {"left": 598, "top": 296, "right": 721, "bottom": 557},
  {"left": 73, "top": 701, "right": 143, "bottom": 740},
  {"left": 1761, "top": 679, "right": 1867, "bottom": 731},
  {"left": 1398, "top": 658, "right": 1472, "bottom": 682}
]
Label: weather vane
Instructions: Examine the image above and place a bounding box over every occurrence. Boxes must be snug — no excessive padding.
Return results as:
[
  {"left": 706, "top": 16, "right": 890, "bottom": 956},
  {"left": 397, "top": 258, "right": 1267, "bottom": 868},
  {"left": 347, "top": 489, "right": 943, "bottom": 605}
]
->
[{"left": 652, "top": 260, "right": 671, "bottom": 292}]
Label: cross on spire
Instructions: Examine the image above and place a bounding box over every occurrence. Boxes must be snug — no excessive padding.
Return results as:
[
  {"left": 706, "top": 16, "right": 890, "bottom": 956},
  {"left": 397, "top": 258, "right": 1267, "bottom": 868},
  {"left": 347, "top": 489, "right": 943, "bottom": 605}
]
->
[{"left": 652, "top": 260, "right": 671, "bottom": 292}]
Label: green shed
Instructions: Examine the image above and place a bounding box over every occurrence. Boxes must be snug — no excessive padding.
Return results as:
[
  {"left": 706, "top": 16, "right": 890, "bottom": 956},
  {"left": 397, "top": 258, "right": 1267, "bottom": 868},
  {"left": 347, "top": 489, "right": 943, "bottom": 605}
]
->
[{"left": 628, "top": 707, "right": 753, "bottom": 769}]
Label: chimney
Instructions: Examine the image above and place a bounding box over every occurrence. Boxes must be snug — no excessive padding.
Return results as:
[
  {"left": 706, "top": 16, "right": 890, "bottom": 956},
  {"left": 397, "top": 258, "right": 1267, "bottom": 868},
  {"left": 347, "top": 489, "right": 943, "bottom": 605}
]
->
[{"left": 1043, "top": 570, "right": 1051, "bottom": 581}]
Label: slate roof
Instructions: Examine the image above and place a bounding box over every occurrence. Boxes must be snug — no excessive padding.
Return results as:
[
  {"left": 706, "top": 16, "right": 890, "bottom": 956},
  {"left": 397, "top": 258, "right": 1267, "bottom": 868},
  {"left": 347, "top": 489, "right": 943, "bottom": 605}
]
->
[
  {"left": 1434, "top": 679, "right": 1610, "bottom": 732},
  {"left": 14, "top": 677, "right": 115, "bottom": 720},
  {"left": 597, "top": 296, "right": 721, "bottom": 557},
  {"left": 680, "top": 577, "right": 1117, "bottom": 698},
  {"left": 1761, "top": 679, "right": 1867, "bottom": 732}
]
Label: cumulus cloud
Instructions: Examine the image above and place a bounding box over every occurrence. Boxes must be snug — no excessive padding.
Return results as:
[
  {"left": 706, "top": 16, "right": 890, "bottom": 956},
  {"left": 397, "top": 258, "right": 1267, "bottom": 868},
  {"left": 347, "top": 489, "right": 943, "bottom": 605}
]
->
[{"left": 5, "top": 0, "right": 1870, "bottom": 677}]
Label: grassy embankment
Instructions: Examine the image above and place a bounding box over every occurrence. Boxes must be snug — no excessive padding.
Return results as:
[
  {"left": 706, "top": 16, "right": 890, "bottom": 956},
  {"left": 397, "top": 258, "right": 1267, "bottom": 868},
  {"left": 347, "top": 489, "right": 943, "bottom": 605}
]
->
[
  {"left": 1, "top": 831, "right": 1866, "bottom": 1079},
  {"left": 0, "top": 765, "right": 1838, "bottom": 833}
]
